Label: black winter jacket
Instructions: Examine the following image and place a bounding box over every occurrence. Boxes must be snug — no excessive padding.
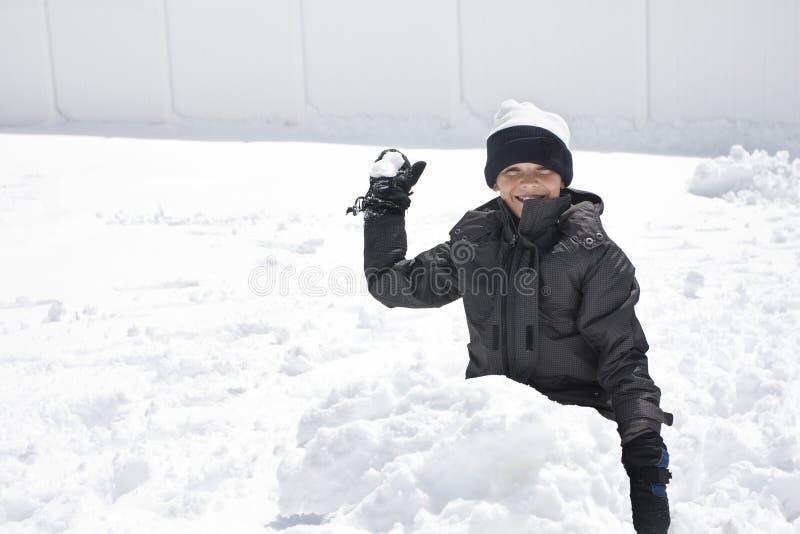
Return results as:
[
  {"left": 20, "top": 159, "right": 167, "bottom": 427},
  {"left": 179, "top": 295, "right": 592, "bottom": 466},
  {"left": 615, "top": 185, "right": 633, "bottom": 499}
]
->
[{"left": 363, "top": 187, "right": 672, "bottom": 444}]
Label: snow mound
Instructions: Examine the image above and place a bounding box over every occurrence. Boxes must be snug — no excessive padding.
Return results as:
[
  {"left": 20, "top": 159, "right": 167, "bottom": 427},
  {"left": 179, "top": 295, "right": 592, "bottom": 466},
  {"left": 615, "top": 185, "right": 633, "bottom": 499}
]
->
[
  {"left": 277, "top": 371, "right": 627, "bottom": 533},
  {"left": 687, "top": 145, "right": 800, "bottom": 204}
]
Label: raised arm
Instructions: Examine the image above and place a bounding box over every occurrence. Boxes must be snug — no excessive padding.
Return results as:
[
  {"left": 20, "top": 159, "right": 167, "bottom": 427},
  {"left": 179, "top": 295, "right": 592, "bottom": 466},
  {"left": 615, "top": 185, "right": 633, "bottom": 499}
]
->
[{"left": 347, "top": 149, "right": 462, "bottom": 309}]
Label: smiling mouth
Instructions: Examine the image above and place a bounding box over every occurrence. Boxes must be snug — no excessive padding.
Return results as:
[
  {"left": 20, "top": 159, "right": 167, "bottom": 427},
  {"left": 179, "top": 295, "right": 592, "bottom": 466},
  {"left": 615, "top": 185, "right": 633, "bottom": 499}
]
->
[{"left": 514, "top": 194, "right": 546, "bottom": 202}]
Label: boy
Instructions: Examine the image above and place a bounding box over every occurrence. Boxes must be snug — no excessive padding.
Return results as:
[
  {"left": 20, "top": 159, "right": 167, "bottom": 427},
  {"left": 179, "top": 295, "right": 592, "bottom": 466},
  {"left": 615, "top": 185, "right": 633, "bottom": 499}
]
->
[{"left": 347, "top": 100, "right": 673, "bottom": 533}]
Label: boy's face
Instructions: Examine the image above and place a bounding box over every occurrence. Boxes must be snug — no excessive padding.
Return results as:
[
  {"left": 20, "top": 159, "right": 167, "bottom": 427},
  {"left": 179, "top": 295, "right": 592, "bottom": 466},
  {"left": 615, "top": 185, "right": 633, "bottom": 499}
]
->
[{"left": 492, "top": 162, "right": 564, "bottom": 218}]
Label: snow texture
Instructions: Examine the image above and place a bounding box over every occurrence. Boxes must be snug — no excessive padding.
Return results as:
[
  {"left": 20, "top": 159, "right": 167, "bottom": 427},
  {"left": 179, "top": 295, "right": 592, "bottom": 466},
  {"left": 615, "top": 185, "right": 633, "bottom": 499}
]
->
[
  {"left": 688, "top": 145, "right": 800, "bottom": 205},
  {"left": 0, "top": 136, "right": 799, "bottom": 533}
]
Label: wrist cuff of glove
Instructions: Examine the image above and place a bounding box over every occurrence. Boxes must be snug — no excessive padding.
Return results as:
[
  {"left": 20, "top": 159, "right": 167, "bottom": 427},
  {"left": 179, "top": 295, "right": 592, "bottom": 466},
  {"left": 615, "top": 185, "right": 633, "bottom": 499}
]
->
[
  {"left": 625, "top": 465, "right": 672, "bottom": 484},
  {"left": 364, "top": 195, "right": 409, "bottom": 216},
  {"left": 346, "top": 190, "right": 410, "bottom": 218}
]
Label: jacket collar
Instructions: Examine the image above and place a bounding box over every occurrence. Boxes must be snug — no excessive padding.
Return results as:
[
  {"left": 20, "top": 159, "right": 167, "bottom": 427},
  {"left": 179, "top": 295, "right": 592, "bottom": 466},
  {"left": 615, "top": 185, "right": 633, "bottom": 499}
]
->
[
  {"left": 494, "top": 191, "right": 565, "bottom": 249},
  {"left": 452, "top": 187, "right": 605, "bottom": 249},
  {"left": 497, "top": 188, "right": 606, "bottom": 250},
  {"left": 557, "top": 188, "right": 606, "bottom": 249}
]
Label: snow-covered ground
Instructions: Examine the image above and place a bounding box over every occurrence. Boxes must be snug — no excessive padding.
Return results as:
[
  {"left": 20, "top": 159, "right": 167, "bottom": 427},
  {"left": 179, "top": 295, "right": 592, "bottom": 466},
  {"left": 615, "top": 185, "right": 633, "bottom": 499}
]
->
[{"left": 1, "top": 134, "right": 798, "bottom": 533}]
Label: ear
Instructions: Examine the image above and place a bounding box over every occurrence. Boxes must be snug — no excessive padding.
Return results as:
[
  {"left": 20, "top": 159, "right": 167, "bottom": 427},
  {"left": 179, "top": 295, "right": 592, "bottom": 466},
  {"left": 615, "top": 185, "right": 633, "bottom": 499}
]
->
[{"left": 492, "top": 183, "right": 499, "bottom": 192}]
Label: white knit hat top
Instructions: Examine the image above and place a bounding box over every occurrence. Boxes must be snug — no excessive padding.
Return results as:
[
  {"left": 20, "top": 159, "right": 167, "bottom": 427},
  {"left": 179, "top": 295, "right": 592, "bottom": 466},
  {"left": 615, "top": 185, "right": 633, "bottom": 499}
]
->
[
  {"left": 484, "top": 99, "right": 575, "bottom": 187},
  {"left": 488, "top": 99, "right": 571, "bottom": 149}
]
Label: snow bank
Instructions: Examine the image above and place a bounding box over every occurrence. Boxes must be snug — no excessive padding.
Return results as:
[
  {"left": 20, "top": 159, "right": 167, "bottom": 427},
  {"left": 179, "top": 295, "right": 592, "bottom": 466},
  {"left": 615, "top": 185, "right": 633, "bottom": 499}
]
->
[
  {"left": 2, "top": 135, "right": 799, "bottom": 533},
  {"left": 277, "top": 370, "right": 626, "bottom": 534},
  {"left": 687, "top": 145, "right": 800, "bottom": 204}
]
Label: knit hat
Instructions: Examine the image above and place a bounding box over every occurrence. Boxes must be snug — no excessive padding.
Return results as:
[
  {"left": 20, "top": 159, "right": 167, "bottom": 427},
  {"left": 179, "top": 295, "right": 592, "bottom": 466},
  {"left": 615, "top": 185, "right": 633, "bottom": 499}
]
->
[{"left": 484, "top": 99, "right": 573, "bottom": 188}]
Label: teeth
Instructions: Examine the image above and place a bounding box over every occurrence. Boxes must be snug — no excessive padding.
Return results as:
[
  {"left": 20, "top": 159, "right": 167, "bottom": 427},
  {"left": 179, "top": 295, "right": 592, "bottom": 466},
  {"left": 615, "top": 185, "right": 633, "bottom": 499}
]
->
[{"left": 517, "top": 195, "right": 543, "bottom": 200}]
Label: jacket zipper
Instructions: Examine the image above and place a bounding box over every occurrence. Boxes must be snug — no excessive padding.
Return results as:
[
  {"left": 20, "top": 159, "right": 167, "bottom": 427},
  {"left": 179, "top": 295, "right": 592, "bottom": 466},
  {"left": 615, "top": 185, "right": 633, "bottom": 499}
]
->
[{"left": 499, "top": 234, "right": 517, "bottom": 377}]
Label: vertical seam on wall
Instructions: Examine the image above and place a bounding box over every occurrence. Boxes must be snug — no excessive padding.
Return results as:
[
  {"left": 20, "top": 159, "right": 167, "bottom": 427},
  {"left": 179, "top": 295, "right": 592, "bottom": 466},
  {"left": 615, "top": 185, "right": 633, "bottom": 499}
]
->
[
  {"left": 42, "top": 0, "right": 63, "bottom": 119},
  {"left": 454, "top": 0, "right": 464, "bottom": 121},
  {"left": 796, "top": 0, "right": 799, "bottom": 123},
  {"left": 297, "top": 0, "right": 309, "bottom": 121},
  {"left": 457, "top": 0, "right": 481, "bottom": 119},
  {"left": 162, "top": 0, "right": 178, "bottom": 121},
  {"left": 760, "top": 0, "right": 766, "bottom": 121},
  {"left": 673, "top": 1, "right": 679, "bottom": 119},
  {"left": 644, "top": 0, "right": 651, "bottom": 125}
]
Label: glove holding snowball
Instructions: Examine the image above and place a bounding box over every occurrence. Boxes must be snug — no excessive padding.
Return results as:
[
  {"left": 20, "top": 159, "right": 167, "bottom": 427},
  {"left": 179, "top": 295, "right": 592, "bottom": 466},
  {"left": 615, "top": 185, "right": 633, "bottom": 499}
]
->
[{"left": 346, "top": 149, "right": 427, "bottom": 219}]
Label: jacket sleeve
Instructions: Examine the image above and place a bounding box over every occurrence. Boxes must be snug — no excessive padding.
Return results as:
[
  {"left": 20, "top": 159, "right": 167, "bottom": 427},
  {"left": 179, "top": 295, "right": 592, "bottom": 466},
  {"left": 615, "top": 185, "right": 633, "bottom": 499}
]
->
[
  {"left": 364, "top": 212, "right": 462, "bottom": 308},
  {"left": 576, "top": 242, "right": 671, "bottom": 444}
]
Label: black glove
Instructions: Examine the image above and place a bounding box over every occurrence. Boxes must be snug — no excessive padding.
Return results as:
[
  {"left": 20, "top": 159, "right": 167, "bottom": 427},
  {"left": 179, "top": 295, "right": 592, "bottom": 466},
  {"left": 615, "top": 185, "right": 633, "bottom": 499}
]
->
[
  {"left": 346, "top": 149, "right": 427, "bottom": 217},
  {"left": 621, "top": 432, "right": 672, "bottom": 534}
]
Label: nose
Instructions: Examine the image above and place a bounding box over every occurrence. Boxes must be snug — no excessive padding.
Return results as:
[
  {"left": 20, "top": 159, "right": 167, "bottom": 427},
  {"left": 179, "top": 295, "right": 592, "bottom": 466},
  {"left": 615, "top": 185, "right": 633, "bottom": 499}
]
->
[{"left": 519, "top": 171, "right": 541, "bottom": 184}]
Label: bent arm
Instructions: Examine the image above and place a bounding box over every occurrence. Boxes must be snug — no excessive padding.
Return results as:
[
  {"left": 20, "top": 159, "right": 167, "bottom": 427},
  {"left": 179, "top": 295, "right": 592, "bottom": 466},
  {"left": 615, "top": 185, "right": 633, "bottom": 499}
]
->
[
  {"left": 577, "top": 243, "right": 670, "bottom": 444},
  {"left": 364, "top": 212, "right": 462, "bottom": 308}
]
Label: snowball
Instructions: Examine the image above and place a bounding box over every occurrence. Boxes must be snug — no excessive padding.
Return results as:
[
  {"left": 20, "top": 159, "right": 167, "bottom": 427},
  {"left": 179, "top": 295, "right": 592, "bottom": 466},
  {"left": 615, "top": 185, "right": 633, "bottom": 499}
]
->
[{"left": 369, "top": 151, "right": 406, "bottom": 178}]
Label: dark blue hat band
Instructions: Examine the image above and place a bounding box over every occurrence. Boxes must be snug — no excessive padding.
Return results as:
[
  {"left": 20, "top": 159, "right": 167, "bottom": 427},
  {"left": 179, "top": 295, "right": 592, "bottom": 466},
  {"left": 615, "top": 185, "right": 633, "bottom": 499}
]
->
[{"left": 485, "top": 125, "right": 573, "bottom": 188}]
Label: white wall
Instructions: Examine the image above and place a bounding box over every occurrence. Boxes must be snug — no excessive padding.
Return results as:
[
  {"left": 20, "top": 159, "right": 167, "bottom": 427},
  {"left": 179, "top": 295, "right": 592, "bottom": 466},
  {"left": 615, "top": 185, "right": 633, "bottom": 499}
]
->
[
  {"left": 0, "top": 0, "right": 53, "bottom": 125},
  {"left": 302, "top": 0, "right": 458, "bottom": 119},
  {"left": 46, "top": 0, "right": 171, "bottom": 122},
  {"left": 649, "top": 0, "right": 800, "bottom": 124},
  {"left": 166, "top": 0, "right": 304, "bottom": 121},
  {"left": 1, "top": 0, "right": 799, "bottom": 145},
  {"left": 460, "top": 0, "right": 649, "bottom": 123}
]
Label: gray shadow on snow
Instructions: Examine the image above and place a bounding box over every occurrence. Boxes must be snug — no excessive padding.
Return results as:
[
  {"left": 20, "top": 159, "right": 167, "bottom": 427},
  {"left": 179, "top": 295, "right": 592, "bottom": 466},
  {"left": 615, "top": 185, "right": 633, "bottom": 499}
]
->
[{"left": 266, "top": 513, "right": 327, "bottom": 530}]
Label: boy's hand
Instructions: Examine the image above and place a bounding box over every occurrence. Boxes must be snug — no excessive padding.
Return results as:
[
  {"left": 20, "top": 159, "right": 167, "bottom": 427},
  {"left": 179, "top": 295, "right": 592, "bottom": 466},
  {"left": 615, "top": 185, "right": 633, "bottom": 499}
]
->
[
  {"left": 346, "top": 149, "right": 427, "bottom": 217},
  {"left": 371, "top": 148, "right": 427, "bottom": 194},
  {"left": 622, "top": 432, "right": 671, "bottom": 533}
]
